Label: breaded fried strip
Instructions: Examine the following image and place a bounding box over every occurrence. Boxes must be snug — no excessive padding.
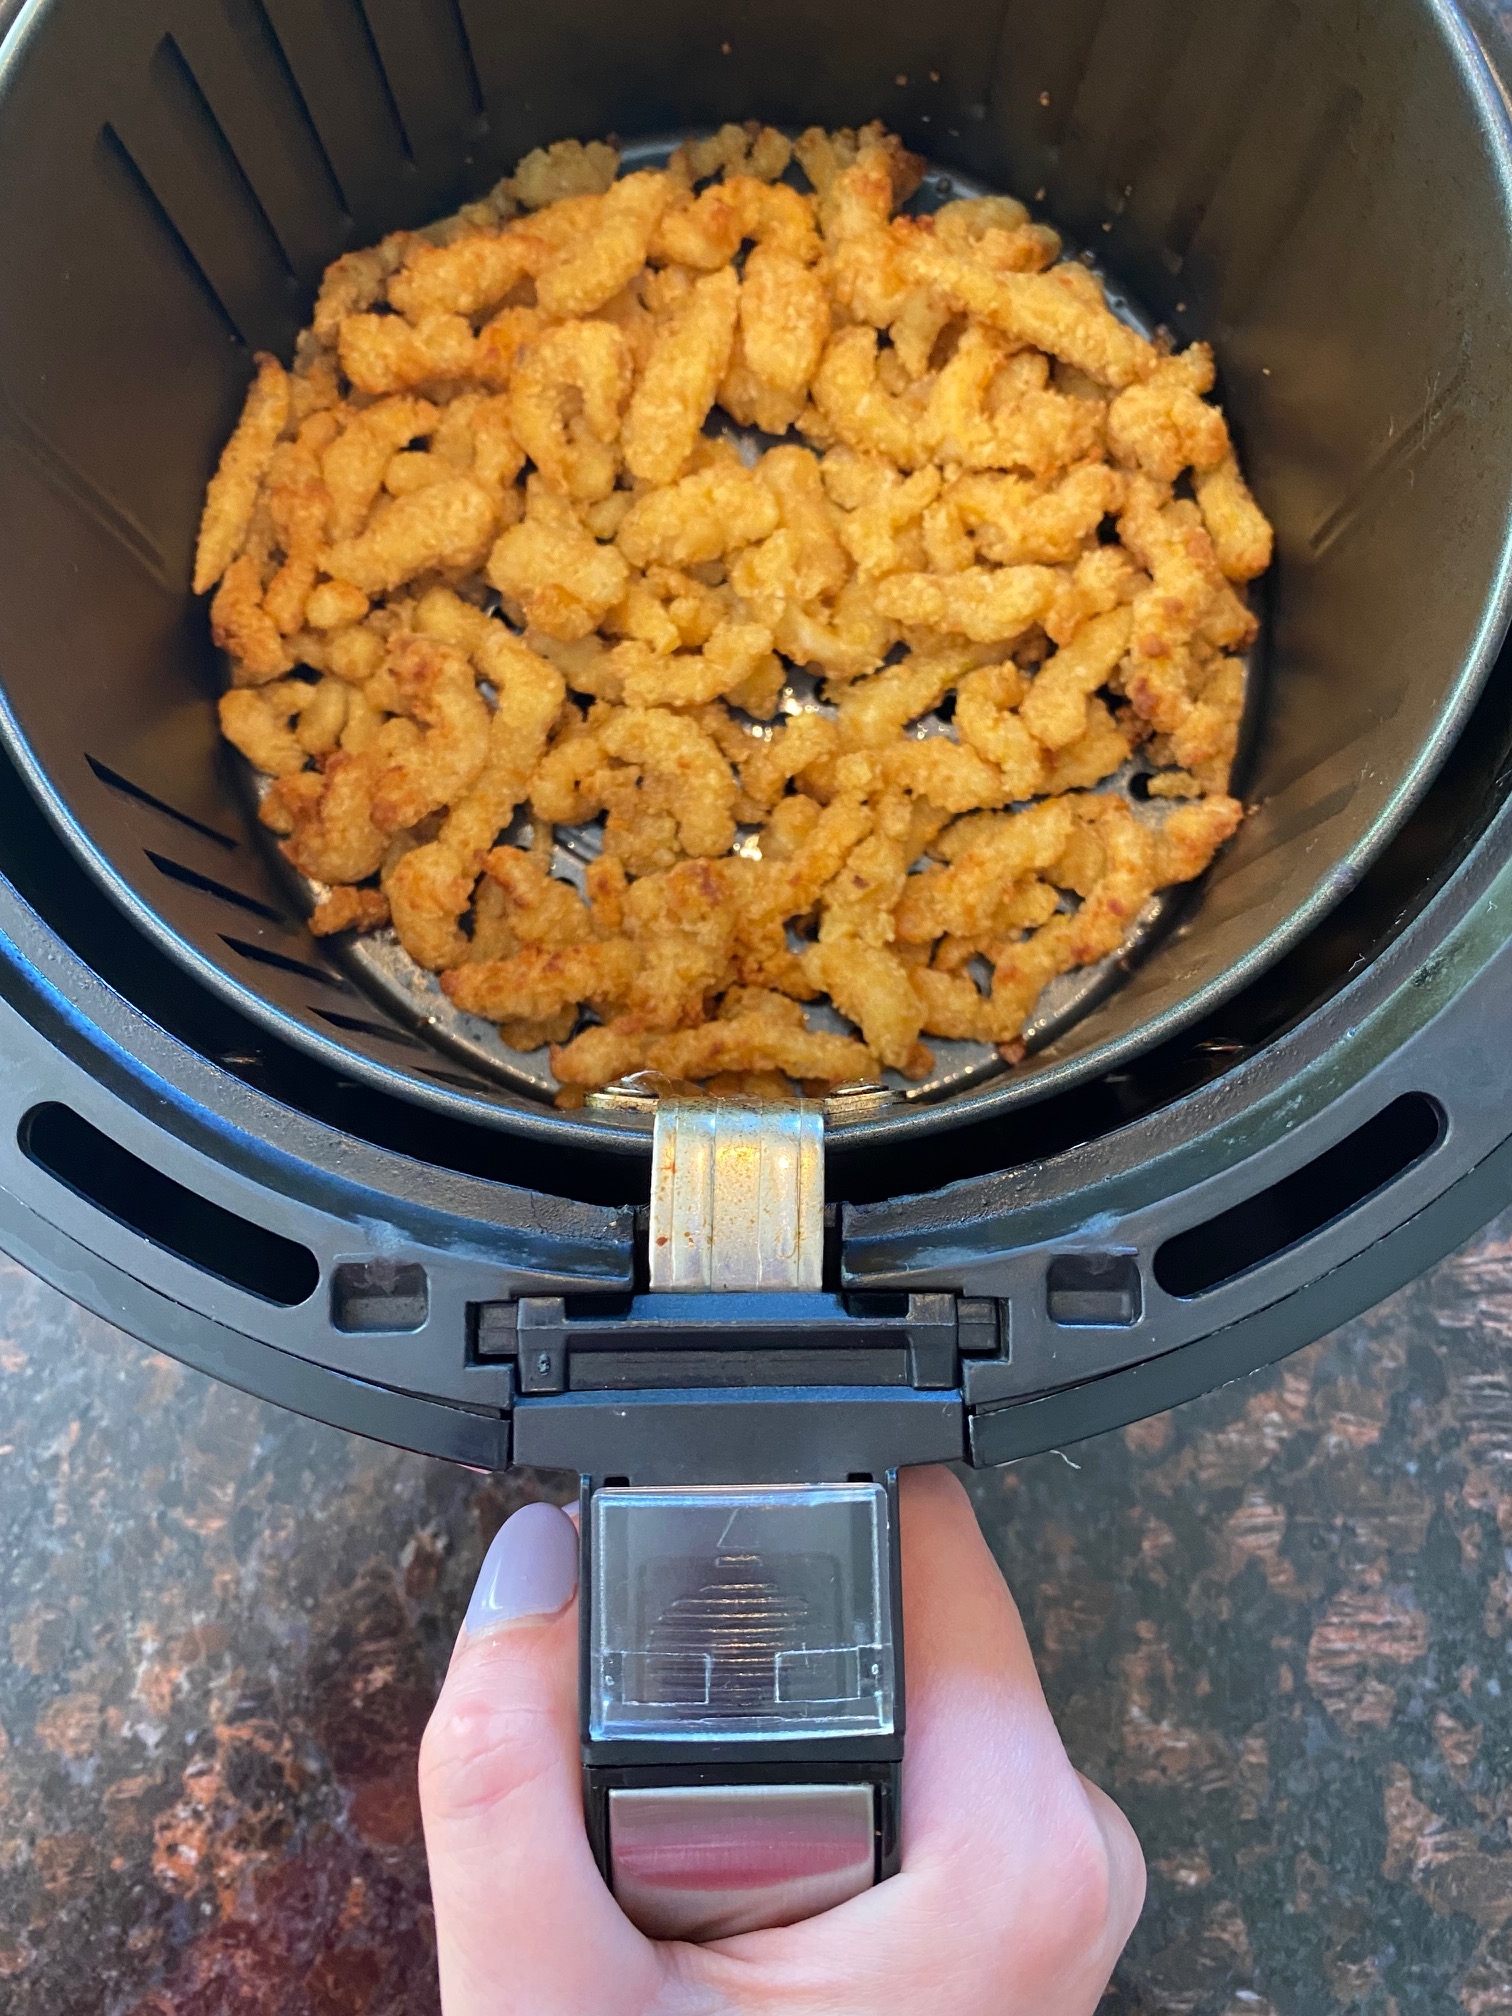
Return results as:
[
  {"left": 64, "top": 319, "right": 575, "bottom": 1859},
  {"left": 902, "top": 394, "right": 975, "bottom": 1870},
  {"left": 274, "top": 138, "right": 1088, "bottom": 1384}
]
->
[
  {"left": 623, "top": 266, "right": 740, "bottom": 484},
  {"left": 441, "top": 939, "right": 635, "bottom": 1021},
  {"left": 323, "top": 477, "right": 496, "bottom": 595},
  {"left": 894, "top": 232, "right": 1157, "bottom": 389},
  {"left": 194, "top": 354, "right": 289, "bottom": 594},
  {"left": 1019, "top": 608, "right": 1132, "bottom": 750}
]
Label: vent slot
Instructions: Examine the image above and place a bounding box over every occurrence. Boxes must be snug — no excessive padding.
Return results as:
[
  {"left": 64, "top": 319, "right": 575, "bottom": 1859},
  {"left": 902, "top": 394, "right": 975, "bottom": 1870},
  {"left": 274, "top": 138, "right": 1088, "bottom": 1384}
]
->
[
  {"left": 146, "top": 850, "right": 287, "bottom": 923},
  {"left": 1047, "top": 1253, "right": 1142, "bottom": 1327},
  {"left": 87, "top": 757, "right": 238, "bottom": 849},
  {"left": 98, "top": 123, "right": 243, "bottom": 348},
  {"left": 221, "top": 935, "right": 347, "bottom": 989},
  {"left": 332, "top": 1258, "right": 428, "bottom": 1332},
  {"left": 259, "top": 0, "right": 414, "bottom": 231},
  {"left": 312, "top": 1008, "right": 426, "bottom": 1048},
  {"left": 1154, "top": 1093, "right": 1445, "bottom": 1298},
  {"left": 21, "top": 1103, "right": 318, "bottom": 1306},
  {"left": 358, "top": 0, "right": 487, "bottom": 167},
  {"left": 169, "top": 0, "right": 352, "bottom": 280},
  {"left": 151, "top": 34, "right": 297, "bottom": 284}
]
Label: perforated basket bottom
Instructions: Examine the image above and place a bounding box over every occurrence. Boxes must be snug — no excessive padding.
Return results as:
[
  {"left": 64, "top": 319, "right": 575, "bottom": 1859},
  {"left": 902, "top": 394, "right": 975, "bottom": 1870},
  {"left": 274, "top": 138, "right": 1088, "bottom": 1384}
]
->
[{"left": 246, "top": 145, "right": 1260, "bottom": 1111}]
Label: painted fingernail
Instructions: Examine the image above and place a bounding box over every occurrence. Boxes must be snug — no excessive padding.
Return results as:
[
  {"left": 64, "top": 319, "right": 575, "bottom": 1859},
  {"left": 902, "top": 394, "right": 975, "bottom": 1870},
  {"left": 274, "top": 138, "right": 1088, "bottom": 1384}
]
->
[{"left": 463, "top": 1501, "right": 579, "bottom": 1635}]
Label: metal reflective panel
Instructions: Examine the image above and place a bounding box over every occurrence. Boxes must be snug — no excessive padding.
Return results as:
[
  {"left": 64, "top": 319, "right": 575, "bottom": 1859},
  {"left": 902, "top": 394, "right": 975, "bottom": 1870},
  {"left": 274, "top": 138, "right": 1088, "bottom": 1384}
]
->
[
  {"left": 608, "top": 1782, "right": 876, "bottom": 1940},
  {"left": 649, "top": 1098, "right": 824, "bottom": 1291}
]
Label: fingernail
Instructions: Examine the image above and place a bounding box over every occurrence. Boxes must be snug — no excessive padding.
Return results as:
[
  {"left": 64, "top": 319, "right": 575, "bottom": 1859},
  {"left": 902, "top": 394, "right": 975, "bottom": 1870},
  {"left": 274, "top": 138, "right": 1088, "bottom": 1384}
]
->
[{"left": 463, "top": 1501, "right": 579, "bottom": 1636}]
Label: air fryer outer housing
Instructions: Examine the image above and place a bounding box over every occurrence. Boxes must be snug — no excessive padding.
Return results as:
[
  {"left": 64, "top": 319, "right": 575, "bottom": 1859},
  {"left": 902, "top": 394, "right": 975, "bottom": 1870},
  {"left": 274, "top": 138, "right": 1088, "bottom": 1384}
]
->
[{"left": 0, "top": 0, "right": 1506, "bottom": 1481}]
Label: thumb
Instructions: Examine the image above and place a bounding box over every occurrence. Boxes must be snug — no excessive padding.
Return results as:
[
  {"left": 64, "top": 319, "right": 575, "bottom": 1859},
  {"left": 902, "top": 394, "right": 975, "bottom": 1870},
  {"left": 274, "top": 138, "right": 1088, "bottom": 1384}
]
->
[{"left": 419, "top": 1501, "right": 660, "bottom": 2016}]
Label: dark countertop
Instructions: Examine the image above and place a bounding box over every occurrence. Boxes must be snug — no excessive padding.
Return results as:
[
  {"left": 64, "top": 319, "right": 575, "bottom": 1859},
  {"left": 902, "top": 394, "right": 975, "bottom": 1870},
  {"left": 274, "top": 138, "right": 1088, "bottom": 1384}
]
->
[{"left": 3, "top": 1214, "right": 1512, "bottom": 2015}]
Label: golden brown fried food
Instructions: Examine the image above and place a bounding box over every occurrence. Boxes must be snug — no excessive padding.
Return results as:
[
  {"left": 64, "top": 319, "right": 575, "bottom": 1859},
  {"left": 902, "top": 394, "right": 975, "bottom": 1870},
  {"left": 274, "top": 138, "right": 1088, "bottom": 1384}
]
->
[
  {"left": 1194, "top": 457, "right": 1274, "bottom": 582},
  {"left": 874, "top": 562, "right": 1058, "bottom": 644},
  {"left": 194, "top": 353, "right": 290, "bottom": 595},
  {"left": 324, "top": 477, "right": 496, "bottom": 595},
  {"left": 536, "top": 171, "right": 676, "bottom": 318},
  {"left": 211, "top": 555, "right": 295, "bottom": 684},
  {"left": 487, "top": 479, "right": 630, "bottom": 639},
  {"left": 309, "top": 885, "right": 392, "bottom": 936},
  {"left": 198, "top": 119, "right": 1270, "bottom": 1097},
  {"left": 508, "top": 320, "right": 632, "bottom": 502},
  {"left": 622, "top": 266, "right": 740, "bottom": 484},
  {"left": 1019, "top": 608, "right": 1133, "bottom": 750},
  {"left": 442, "top": 939, "right": 635, "bottom": 1022},
  {"left": 616, "top": 463, "right": 780, "bottom": 568}
]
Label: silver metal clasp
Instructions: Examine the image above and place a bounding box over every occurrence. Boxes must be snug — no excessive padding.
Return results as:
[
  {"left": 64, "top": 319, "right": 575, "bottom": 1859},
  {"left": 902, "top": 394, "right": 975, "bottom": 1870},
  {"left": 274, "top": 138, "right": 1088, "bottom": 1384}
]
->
[
  {"left": 648, "top": 1097, "right": 825, "bottom": 1291},
  {"left": 584, "top": 1074, "right": 896, "bottom": 1294}
]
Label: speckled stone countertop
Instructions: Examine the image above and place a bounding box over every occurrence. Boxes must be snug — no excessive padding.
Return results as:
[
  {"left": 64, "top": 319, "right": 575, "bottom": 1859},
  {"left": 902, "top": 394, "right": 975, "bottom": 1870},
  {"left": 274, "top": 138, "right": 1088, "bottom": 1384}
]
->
[{"left": 3, "top": 1210, "right": 1512, "bottom": 2015}]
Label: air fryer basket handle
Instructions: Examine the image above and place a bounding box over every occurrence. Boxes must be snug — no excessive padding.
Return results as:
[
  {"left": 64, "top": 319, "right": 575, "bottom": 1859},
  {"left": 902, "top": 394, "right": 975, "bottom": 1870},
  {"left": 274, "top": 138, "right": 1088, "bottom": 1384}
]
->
[
  {"left": 571, "top": 1094, "right": 902, "bottom": 1938},
  {"left": 578, "top": 1476, "right": 903, "bottom": 1940}
]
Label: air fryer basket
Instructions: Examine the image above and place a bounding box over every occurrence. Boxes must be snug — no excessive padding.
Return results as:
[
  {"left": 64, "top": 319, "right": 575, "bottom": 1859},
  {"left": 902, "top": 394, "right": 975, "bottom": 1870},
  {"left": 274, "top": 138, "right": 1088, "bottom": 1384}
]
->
[
  {"left": 0, "top": 0, "right": 1507, "bottom": 1159},
  {"left": 0, "top": 0, "right": 1507, "bottom": 1480}
]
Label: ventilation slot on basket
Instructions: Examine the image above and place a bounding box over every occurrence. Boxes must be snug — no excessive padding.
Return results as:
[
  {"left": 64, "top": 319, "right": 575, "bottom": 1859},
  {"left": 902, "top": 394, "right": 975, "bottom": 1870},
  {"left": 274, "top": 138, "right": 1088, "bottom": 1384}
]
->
[
  {"left": 147, "top": 850, "right": 287, "bottom": 923},
  {"left": 21, "top": 1104, "right": 318, "bottom": 1306},
  {"left": 222, "top": 935, "right": 348, "bottom": 989},
  {"left": 312, "top": 1008, "right": 426, "bottom": 1049},
  {"left": 87, "top": 758, "right": 238, "bottom": 849},
  {"left": 1154, "top": 1092, "right": 1444, "bottom": 1299},
  {"left": 99, "top": 123, "right": 243, "bottom": 346}
]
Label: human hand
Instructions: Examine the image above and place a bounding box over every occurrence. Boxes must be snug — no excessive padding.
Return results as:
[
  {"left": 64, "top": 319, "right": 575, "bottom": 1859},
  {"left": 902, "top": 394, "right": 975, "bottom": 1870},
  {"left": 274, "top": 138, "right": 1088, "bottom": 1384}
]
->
[{"left": 419, "top": 1467, "right": 1145, "bottom": 2015}]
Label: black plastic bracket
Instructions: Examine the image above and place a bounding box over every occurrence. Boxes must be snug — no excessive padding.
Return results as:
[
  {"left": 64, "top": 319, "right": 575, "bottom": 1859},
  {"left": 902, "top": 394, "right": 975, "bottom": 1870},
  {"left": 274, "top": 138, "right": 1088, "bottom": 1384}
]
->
[{"left": 474, "top": 1289, "right": 1001, "bottom": 1396}]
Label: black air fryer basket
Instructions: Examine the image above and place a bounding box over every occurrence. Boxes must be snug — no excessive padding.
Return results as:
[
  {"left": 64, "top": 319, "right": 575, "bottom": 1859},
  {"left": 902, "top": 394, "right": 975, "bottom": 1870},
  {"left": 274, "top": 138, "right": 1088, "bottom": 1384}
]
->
[{"left": 2, "top": 0, "right": 1512, "bottom": 1928}]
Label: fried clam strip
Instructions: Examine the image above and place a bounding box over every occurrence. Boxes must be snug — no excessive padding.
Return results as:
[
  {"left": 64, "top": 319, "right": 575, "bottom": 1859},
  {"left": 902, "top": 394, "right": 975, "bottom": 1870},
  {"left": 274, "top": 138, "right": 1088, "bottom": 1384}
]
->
[
  {"left": 622, "top": 266, "right": 740, "bottom": 485},
  {"left": 383, "top": 590, "right": 566, "bottom": 969},
  {"left": 1116, "top": 475, "right": 1256, "bottom": 768},
  {"left": 489, "top": 479, "right": 630, "bottom": 640},
  {"left": 1105, "top": 344, "right": 1230, "bottom": 482},
  {"left": 833, "top": 646, "right": 983, "bottom": 749},
  {"left": 535, "top": 171, "right": 677, "bottom": 318},
  {"left": 366, "top": 632, "right": 491, "bottom": 833},
  {"left": 211, "top": 550, "right": 294, "bottom": 685},
  {"left": 616, "top": 462, "right": 779, "bottom": 569},
  {"left": 269, "top": 614, "right": 542, "bottom": 925},
  {"left": 552, "top": 1014, "right": 877, "bottom": 1090},
  {"left": 384, "top": 192, "right": 602, "bottom": 322},
  {"left": 874, "top": 562, "right": 1059, "bottom": 645},
  {"left": 923, "top": 327, "right": 1106, "bottom": 478},
  {"left": 892, "top": 228, "right": 1158, "bottom": 390},
  {"left": 617, "top": 622, "right": 780, "bottom": 711},
  {"left": 721, "top": 242, "right": 831, "bottom": 434},
  {"left": 597, "top": 707, "right": 739, "bottom": 858},
  {"left": 262, "top": 416, "right": 339, "bottom": 635},
  {"left": 733, "top": 793, "right": 876, "bottom": 996},
  {"left": 324, "top": 477, "right": 497, "bottom": 595},
  {"left": 803, "top": 792, "right": 935, "bottom": 1076},
  {"left": 895, "top": 799, "right": 1076, "bottom": 949},
  {"left": 324, "top": 395, "right": 438, "bottom": 541},
  {"left": 194, "top": 354, "right": 290, "bottom": 594},
  {"left": 508, "top": 319, "right": 632, "bottom": 502},
  {"left": 1018, "top": 608, "right": 1133, "bottom": 750},
  {"left": 1193, "top": 457, "right": 1274, "bottom": 583},
  {"left": 923, "top": 464, "right": 1126, "bottom": 573},
  {"left": 669, "top": 123, "right": 793, "bottom": 186},
  {"left": 984, "top": 794, "right": 1241, "bottom": 1044},
  {"left": 442, "top": 938, "right": 636, "bottom": 1026},
  {"left": 952, "top": 661, "right": 1047, "bottom": 800}
]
